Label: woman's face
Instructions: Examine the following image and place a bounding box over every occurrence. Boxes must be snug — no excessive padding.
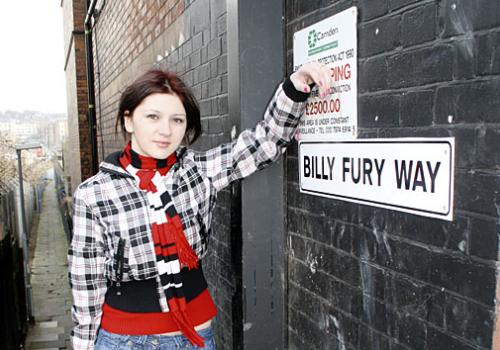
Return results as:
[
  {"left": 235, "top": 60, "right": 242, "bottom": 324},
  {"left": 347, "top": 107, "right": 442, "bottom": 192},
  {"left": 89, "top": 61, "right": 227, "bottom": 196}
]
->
[{"left": 124, "top": 93, "right": 187, "bottom": 159}]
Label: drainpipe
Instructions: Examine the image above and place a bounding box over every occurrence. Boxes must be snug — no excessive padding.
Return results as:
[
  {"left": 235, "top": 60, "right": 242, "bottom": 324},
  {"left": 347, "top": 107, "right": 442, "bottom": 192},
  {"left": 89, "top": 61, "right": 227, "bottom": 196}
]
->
[{"left": 84, "top": 0, "right": 99, "bottom": 174}]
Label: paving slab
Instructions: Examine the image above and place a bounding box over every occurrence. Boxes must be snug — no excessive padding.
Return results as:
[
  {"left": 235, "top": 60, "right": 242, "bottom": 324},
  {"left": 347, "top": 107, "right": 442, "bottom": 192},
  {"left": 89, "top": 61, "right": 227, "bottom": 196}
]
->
[
  {"left": 38, "top": 321, "right": 58, "bottom": 328},
  {"left": 30, "top": 327, "right": 66, "bottom": 336}
]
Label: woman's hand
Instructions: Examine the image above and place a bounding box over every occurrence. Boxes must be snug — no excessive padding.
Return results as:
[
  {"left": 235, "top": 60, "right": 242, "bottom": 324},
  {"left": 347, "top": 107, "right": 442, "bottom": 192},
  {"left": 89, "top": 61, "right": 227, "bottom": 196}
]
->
[{"left": 290, "top": 62, "right": 332, "bottom": 98}]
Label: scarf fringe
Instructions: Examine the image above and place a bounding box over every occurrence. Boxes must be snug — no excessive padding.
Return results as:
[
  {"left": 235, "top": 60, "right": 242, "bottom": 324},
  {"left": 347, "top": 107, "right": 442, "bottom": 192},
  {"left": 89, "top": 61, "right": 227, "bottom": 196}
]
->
[
  {"left": 172, "top": 310, "right": 205, "bottom": 348},
  {"left": 171, "top": 216, "right": 199, "bottom": 270}
]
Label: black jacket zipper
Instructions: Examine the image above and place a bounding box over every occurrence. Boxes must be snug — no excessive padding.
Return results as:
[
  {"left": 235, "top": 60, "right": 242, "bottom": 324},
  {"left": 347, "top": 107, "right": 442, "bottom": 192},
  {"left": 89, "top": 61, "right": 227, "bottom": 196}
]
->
[{"left": 114, "top": 238, "right": 126, "bottom": 296}]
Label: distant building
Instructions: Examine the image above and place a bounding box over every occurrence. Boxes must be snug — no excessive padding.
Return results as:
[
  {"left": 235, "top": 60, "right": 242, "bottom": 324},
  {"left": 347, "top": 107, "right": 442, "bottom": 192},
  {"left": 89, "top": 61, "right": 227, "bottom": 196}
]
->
[
  {"left": 0, "top": 120, "right": 14, "bottom": 138},
  {"left": 15, "top": 121, "right": 39, "bottom": 144},
  {"left": 0, "top": 113, "right": 67, "bottom": 150},
  {"left": 38, "top": 118, "right": 68, "bottom": 152},
  {"left": 0, "top": 119, "right": 38, "bottom": 144}
]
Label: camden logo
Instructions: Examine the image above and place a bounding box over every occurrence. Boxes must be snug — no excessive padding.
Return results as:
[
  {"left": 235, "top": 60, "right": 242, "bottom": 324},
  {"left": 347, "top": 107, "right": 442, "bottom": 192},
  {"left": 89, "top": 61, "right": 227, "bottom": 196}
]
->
[
  {"left": 307, "top": 27, "right": 339, "bottom": 56},
  {"left": 308, "top": 30, "right": 317, "bottom": 49}
]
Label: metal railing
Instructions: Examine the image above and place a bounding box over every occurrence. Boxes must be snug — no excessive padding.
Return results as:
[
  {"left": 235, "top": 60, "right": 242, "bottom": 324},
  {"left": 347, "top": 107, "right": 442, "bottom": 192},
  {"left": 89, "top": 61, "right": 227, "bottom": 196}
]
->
[
  {"left": 54, "top": 162, "right": 73, "bottom": 242},
  {"left": 0, "top": 191, "right": 28, "bottom": 350}
]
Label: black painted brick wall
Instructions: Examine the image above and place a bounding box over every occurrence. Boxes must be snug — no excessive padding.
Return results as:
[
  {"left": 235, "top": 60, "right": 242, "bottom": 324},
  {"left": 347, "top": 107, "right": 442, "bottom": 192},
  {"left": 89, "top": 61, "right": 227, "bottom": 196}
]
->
[
  {"left": 156, "top": 1, "right": 235, "bottom": 348},
  {"left": 285, "top": 0, "right": 500, "bottom": 349}
]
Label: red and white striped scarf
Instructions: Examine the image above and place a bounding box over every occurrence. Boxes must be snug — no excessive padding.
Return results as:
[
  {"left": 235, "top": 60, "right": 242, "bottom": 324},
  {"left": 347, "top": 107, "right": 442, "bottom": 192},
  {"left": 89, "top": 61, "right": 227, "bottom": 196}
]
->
[{"left": 119, "top": 142, "right": 204, "bottom": 347}]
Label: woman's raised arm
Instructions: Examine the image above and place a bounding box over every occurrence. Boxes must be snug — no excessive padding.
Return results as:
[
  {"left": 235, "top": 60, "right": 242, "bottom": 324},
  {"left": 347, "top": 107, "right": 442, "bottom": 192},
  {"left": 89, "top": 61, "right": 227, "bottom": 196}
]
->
[{"left": 192, "top": 62, "right": 332, "bottom": 192}]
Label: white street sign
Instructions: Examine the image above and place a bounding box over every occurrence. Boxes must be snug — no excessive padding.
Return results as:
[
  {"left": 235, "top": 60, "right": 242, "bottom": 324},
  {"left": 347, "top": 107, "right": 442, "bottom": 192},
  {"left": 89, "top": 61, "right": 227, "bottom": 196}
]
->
[{"left": 298, "top": 138, "right": 455, "bottom": 221}]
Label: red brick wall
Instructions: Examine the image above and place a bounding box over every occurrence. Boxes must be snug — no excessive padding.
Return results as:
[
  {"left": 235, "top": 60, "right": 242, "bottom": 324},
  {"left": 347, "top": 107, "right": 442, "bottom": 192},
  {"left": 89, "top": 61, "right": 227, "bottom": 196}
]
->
[
  {"left": 94, "top": 0, "right": 184, "bottom": 90},
  {"left": 62, "top": 0, "right": 93, "bottom": 192},
  {"left": 91, "top": 0, "right": 186, "bottom": 159}
]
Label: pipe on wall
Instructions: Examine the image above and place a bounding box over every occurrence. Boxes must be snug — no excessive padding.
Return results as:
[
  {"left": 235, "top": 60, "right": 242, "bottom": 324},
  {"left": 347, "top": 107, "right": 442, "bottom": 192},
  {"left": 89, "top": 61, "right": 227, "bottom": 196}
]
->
[{"left": 84, "top": 0, "right": 99, "bottom": 174}]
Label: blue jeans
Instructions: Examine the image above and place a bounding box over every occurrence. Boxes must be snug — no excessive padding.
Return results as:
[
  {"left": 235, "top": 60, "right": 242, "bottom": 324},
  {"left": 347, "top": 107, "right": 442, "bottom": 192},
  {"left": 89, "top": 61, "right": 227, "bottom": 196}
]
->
[{"left": 95, "top": 327, "right": 217, "bottom": 350}]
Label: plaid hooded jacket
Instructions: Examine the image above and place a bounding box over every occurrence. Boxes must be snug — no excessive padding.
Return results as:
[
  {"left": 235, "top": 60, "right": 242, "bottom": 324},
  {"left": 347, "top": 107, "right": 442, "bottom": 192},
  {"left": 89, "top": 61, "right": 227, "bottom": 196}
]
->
[{"left": 68, "top": 79, "right": 309, "bottom": 349}]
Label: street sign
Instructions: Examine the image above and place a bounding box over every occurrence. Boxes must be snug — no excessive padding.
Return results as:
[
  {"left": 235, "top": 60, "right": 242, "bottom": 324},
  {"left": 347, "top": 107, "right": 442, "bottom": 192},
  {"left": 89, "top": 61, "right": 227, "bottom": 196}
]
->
[{"left": 299, "top": 138, "right": 455, "bottom": 221}]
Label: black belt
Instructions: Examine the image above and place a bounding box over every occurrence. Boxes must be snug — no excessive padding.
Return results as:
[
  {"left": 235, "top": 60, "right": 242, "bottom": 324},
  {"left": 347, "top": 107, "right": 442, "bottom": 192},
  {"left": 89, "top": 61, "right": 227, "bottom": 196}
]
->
[{"left": 105, "top": 263, "right": 207, "bottom": 312}]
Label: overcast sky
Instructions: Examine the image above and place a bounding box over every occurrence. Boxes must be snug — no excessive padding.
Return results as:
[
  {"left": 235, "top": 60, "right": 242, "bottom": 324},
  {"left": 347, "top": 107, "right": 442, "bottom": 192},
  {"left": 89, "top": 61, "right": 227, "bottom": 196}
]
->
[{"left": 0, "top": 0, "right": 66, "bottom": 114}]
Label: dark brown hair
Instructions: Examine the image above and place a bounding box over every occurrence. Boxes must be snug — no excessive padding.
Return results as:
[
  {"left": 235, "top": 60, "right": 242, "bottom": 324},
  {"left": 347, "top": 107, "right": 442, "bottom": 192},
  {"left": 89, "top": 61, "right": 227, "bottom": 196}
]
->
[{"left": 115, "top": 69, "right": 202, "bottom": 145}]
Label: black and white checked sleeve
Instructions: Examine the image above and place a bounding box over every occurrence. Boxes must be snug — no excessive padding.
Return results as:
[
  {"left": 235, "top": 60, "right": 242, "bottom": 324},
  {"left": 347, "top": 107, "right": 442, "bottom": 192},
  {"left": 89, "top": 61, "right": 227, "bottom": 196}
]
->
[
  {"left": 68, "top": 186, "right": 107, "bottom": 350},
  {"left": 194, "top": 78, "right": 309, "bottom": 192}
]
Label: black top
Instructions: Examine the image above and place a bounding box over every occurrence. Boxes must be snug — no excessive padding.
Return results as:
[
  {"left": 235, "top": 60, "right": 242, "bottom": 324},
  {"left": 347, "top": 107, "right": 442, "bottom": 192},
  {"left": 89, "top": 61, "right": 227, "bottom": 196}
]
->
[{"left": 104, "top": 263, "right": 207, "bottom": 312}]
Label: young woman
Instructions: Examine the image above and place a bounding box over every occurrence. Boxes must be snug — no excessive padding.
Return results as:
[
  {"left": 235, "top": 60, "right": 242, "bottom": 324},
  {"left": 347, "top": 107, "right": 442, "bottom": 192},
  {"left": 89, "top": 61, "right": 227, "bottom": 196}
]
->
[{"left": 68, "top": 62, "right": 331, "bottom": 349}]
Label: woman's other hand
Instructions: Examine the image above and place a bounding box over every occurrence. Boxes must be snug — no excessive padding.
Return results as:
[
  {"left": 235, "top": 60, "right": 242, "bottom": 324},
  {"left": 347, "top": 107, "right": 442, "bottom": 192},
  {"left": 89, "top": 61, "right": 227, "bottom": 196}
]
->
[{"left": 290, "top": 62, "right": 332, "bottom": 98}]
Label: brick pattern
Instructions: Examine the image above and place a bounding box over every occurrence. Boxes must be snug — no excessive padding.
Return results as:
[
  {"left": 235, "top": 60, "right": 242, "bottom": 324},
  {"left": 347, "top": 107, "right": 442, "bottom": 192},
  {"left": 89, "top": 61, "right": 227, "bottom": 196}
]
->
[
  {"left": 62, "top": 0, "right": 93, "bottom": 193},
  {"left": 285, "top": 1, "right": 500, "bottom": 349},
  {"left": 93, "top": 0, "right": 184, "bottom": 91},
  {"left": 94, "top": 88, "right": 122, "bottom": 160},
  {"left": 89, "top": 0, "right": 234, "bottom": 348},
  {"left": 92, "top": 0, "right": 186, "bottom": 160}
]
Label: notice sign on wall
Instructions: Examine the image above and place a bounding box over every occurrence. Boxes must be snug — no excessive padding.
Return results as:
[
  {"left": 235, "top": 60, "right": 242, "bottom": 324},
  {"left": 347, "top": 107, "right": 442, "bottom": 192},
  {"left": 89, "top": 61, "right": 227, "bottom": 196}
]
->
[
  {"left": 299, "top": 139, "right": 455, "bottom": 221},
  {"left": 293, "top": 7, "right": 358, "bottom": 141}
]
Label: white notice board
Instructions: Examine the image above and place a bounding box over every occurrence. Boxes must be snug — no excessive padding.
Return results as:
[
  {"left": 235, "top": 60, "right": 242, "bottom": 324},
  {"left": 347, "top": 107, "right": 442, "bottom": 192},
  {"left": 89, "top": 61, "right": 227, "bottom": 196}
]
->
[
  {"left": 293, "top": 7, "right": 358, "bottom": 141},
  {"left": 298, "top": 138, "right": 455, "bottom": 221}
]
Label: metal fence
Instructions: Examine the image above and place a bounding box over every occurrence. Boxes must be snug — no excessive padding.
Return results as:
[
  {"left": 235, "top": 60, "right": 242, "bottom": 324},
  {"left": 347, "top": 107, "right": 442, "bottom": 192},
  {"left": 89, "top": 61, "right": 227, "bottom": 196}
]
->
[
  {"left": 54, "top": 163, "right": 72, "bottom": 242},
  {"left": 0, "top": 190, "right": 28, "bottom": 350}
]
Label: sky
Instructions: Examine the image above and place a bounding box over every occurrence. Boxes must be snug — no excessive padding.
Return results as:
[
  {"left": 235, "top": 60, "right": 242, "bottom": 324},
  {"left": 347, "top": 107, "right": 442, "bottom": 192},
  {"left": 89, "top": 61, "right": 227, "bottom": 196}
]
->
[{"left": 0, "top": 0, "right": 67, "bottom": 114}]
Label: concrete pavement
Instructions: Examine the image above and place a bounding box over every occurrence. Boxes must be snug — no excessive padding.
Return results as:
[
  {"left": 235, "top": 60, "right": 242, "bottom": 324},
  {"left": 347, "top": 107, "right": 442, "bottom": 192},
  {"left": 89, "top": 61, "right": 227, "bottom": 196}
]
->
[{"left": 25, "top": 176, "right": 72, "bottom": 350}]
